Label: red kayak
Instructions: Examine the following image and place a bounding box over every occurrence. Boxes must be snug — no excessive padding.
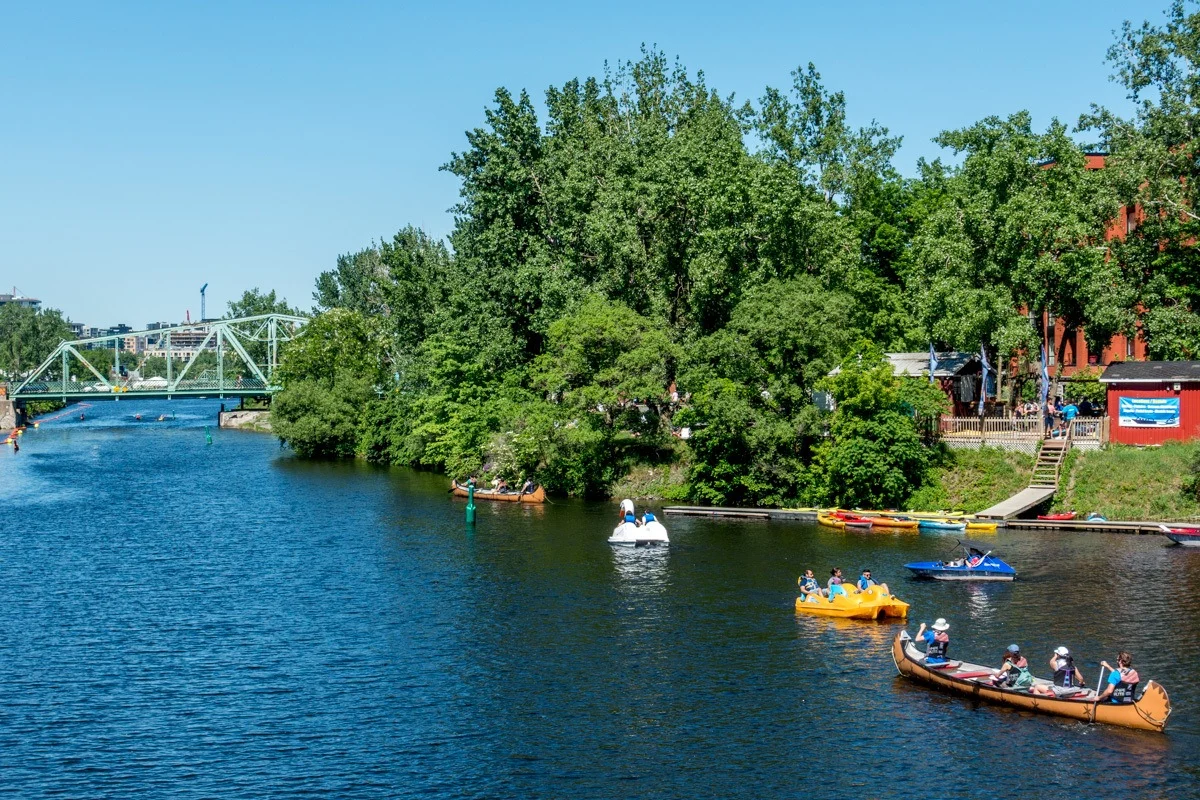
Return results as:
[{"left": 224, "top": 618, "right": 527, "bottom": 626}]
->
[
  {"left": 831, "top": 510, "right": 874, "bottom": 529},
  {"left": 1037, "top": 512, "right": 1077, "bottom": 521}
]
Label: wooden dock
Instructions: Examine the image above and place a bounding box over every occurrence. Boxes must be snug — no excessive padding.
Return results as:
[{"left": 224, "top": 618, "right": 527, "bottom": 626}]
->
[
  {"left": 662, "top": 506, "right": 1179, "bottom": 536},
  {"left": 975, "top": 487, "right": 1056, "bottom": 520}
]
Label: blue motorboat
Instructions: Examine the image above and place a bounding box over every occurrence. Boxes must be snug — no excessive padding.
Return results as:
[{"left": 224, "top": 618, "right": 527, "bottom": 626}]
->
[{"left": 904, "top": 540, "right": 1016, "bottom": 581}]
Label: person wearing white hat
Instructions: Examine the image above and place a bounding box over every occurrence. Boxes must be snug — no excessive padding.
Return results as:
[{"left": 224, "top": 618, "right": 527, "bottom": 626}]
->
[
  {"left": 1031, "top": 646, "right": 1088, "bottom": 697},
  {"left": 916, "top": 618, "right": 951, "bottom": 665}
]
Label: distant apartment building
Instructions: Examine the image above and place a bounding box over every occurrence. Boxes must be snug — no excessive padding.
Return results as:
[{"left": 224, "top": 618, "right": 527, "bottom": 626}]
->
[{"left": 0, "top": 290, "right": 41, "bottom": 310}]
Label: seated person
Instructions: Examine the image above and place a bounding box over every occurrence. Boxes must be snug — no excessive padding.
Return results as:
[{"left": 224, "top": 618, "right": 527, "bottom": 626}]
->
[
  {"left": 619, "top": 499, "right": 636, "bottom": 524},
  {"left": 496, "top": 477, "right": 509, "bottom": 493},
  {"left": 966, "top": 551, "right": 984, "bottom": 568},
  {"left": 856, "top": 568, "right": 890, "bottom": 596},
  {"left": 826, "top": 568, "right": 847, "bottom": 600},
  {"left": 916, "top": 619, "right": 951, "bottom": 665},
  {"left": 641, "top": 510, "right": 657, "bottom": 526},
  {"left": 1096, "top": 652, "right": 1140, "bottom": 704},
  {"left": 520, "top": 478, "right": 535, "bottom": 494},
  {"left": 797, "top": 569, "right": 824, "bottom": 603},
  {"left": 1030, "top": 646, "right": 1087, "bottom": 697},
  {"left": 990, "top": 644, "right": 1034, "bottom": 690}
]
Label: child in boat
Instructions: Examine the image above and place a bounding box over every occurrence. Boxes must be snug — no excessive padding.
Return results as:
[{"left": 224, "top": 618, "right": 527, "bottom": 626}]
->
[
  {"left": 916, "top": 618, "right": 951, "bottom": 665},
  {"left": 989, "top": 644, "right": 1034, "bottom": 689},
  {"left": 826, "top": 568, "right": 848, "bottom": 600}
]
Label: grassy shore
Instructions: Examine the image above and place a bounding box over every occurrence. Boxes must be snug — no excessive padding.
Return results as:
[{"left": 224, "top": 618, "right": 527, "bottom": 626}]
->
[
  {"left": 1051, "top": 442, "right": 1200, "bottom": 521},
  {"left": 908, "top": 447, "right": 1034, "bottom": 514}
]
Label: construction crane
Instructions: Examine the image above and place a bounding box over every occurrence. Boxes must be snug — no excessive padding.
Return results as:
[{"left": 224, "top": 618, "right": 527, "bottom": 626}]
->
[{"left": 200, "top": 283, "right": 208, "bottom": 321}]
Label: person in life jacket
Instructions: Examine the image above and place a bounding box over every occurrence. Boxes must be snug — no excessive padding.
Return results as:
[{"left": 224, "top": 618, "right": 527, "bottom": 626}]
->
[
  {"left": 990, "top": 644, "right": 1034, "bottom": 690},
  {"left": 1031, "top": 646, "right": 1087, "bottom": 697},
  {"left": 1097, "top": 651, "right": 1140, "bottom": 704},
  {"left": 826, "top": 568, "right": 848, "bottom": 600},
  {"left": 797, "top": 569, "right": 824, "bottom": 603},
  {"left": 856, "top": 568, "right": 890, "bottom": 596},
  {"left": 916, "top": 618, "right": 951, "bottom": 665},
  {"left": 619, "top": 498, "right": 636, "bottom": 525},
  {"left": 641, "top": 510, "right": 657, "bottom": 526}
]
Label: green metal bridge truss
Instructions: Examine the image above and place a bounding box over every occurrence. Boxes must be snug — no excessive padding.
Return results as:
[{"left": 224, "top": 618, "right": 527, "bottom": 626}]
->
[{"left": 10, "top": 313, "right": 308, "bottom": 403}]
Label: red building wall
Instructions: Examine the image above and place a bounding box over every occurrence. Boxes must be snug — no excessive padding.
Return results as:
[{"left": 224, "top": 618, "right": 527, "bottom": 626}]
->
[{"left": 1106, "top": 382, "right": 1200, "bottom": 445}]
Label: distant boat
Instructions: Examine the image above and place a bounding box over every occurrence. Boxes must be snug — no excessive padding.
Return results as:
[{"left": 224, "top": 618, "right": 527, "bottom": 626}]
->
[
  {"left": 904, "top": 539, "right": 1016, "bottom": 581},
  {"left": 451, "top": 480, "right": 545, "bottom": 504},
  {"left": 1159, "top": 523, "right": 1200, "bottom": 546},
  {"left": 608, "top": 520, "right": 669, "bottom": 547},
  {"left": 1037, "top": 512, "right": 1077, "bottom": 521},
  {"left": 918, "top": 518, "right": 967, "bottom": 532}
]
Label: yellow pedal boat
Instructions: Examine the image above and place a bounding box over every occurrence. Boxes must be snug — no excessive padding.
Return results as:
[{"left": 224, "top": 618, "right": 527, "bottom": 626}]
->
[{"left": 795, "top": 585, "right": 909, "bottom": 620}]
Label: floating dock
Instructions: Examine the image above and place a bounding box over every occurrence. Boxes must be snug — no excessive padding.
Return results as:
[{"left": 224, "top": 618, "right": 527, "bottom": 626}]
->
[{"left": 662, "top": 506, "right": 1179, "bottom": 535}]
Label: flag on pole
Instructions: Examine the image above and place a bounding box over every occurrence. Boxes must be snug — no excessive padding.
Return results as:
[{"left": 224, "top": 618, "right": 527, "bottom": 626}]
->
[
  {"left": 1040, "top": 343, "right": 1050, "bottom": 409},
  {"left": 928, "top": 343, "right": 938, "bottom": 384},
  {"left": 978, "top": 344, "right": 991, "bottom": 416}
]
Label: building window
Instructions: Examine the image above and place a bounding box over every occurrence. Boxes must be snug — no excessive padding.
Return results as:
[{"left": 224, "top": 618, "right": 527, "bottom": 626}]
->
[
  {"left": 1127, "top": 336, "right": 1135, "bottom": 358},
  {"left": 1126, "top": 207, "right": 1138, "bottom": 235}
]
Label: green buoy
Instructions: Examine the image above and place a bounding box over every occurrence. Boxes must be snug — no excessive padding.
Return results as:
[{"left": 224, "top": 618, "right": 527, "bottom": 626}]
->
[
  {"left": 466, "top": 483, "right": 476, "bottom": 524},
  {"left": 205, "top": 425, "right": 212, "bottom": 445}
]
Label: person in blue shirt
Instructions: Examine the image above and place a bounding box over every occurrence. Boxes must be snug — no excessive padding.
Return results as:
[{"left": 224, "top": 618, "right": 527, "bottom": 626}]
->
[
  {"left": 916, "top": 618, "right": 951, "bottom": 665},
  {"left": 856, "top": 568, "right": 890, "bottom": 596},
  {"left": 1097, "top": 652, "right": 1140, "bottom": 704},
  {"left": 619, "top": 498, "right": 637, "bottom": 524},
  {"left": 1063, "top": 402, "right": 1079, "bottom": 424}
]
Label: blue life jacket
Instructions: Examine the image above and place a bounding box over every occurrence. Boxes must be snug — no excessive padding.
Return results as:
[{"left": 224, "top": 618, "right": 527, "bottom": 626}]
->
[
  {"left": 643, "top": 512, "right": 656, "bottom": 522},
  {"left": 624, "top": 513, "right": 636, "bottom": 523}
]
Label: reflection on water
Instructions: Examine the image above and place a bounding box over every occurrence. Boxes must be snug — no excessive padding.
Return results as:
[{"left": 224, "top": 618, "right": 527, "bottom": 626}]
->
[{"left": 0, "top": 400, "right": 1198, "bottom": 797}]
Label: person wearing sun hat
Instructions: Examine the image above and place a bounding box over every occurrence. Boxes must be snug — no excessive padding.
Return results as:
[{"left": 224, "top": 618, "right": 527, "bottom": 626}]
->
[
  {"left": 1032, "top": 646, "right": 1088, "bottom": 697},
  {"left": 916, "top": 618, "right": 951, "bottom": 665}
]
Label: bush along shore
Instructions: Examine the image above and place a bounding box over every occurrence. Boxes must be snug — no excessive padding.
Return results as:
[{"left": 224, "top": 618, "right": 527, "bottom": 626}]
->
[{"left": 271, "top": 14, "right": 1200, "bottom": 511}]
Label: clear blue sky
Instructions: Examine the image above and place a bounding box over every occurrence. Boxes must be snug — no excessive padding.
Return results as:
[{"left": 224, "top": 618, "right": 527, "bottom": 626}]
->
[{"left": 0, "top": 0, "right": 1152, "bottom": 327}]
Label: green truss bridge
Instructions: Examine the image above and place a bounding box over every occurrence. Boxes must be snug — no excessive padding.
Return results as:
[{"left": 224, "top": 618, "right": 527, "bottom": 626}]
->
[{"left": 10, "top": 313, "right": 308, "bottom": 404}]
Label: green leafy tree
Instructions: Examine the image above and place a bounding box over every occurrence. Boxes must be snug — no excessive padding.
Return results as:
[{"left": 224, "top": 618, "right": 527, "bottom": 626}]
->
[
  {"left": 0, "top": 305, "right": 71, "bottom": 380},
  {"left": 811, "top": 344, "right": 948, "bottom": 509}
]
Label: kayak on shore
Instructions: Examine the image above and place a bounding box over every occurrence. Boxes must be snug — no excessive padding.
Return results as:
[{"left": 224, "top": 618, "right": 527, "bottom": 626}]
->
[
  {"left": 918, "top": 518, "right": 967, "bottom": 532},
  {"left": 1038, "top": 512, "right": 1077, "bottom": 521},
  {"left": 892, "top": 631, "right": 1171, "bottom": 732}
]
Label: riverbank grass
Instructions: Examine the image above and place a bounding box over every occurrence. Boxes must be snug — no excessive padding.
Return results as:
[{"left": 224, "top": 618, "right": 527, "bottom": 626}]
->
[
  {"left": 908, "top": 447, "right": 1034, "bottom": 514},
  {"left": 1052, "top": 442, "right": 1200, "bottom": 521}
]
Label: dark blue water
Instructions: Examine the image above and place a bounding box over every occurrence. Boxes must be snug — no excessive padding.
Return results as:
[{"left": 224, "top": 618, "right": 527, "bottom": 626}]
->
[{"left": 2, "top": 400, "right": 1198, "bottom": 797}]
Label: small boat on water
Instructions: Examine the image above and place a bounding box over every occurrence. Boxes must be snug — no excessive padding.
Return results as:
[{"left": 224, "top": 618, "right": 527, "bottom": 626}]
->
[
  {"left": 451, "top": 480, "right": 546, "bottom": 503},
  {"left": 817, "top": 513, "right": 845, "bottom": 530},
  {"left": 1038, "top": 511, "right": 1077, "bottom": 521},
  {"left": 608, "top": 519, "right": 670, "bottom": 547},
  {"left": 795, "top": 585, "right": 909, "bottom": 620},
  {"left": 1159, "top": 523, "right": 1200, "bottom": 546},
  {"left": 965, "top": 520, "right": 998, "bottom": 533},
  {"left": 892, "top": 631, "right": 1171, "bottom": 732},
  {"left": 918, "top": 518, "right": 967, "bottom": 532},
  {"left": 904, "top": 540, "right": 1016, "bottom": 581}
]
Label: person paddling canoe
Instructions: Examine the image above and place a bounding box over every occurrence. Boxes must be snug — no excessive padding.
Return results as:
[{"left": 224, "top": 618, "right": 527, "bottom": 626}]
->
[
  {"left": 916, "top": 618, "right": 951, "bottom": 665},
  {"left": 1097, "top": 652, "right": 1140, "bottom": 704}
]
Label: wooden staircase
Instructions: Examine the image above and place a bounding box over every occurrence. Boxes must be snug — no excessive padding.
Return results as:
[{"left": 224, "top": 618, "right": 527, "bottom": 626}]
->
[{"left": 1030, "top": 437, "right": 1069, "bottom": 489}]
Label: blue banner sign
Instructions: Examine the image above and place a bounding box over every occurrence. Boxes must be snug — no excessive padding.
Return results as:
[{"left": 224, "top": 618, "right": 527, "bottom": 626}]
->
[{"left": 1118, "top": 396, "right": 1180, "bottom": 428}]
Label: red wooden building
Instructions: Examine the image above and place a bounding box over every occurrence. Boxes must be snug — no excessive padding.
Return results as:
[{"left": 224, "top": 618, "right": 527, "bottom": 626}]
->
[{"left": 1100, "top": 361, "right": 1200, "bottom": 445}]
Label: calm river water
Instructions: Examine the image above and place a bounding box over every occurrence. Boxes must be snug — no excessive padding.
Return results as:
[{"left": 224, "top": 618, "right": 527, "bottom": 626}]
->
[{"left": 2, "top": 400, "right": 1199, "bottom": 797}]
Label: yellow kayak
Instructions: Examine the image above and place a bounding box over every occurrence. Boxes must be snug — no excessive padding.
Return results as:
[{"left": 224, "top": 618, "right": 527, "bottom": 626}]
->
[
  {"left": 795, "top": 585, "right": 909, "bottom": 620},
  {"left": 871, "top": 515, "right": 919, "bottom": 530},
  {"left": 965, "top": 520, "right": 998, "bottom": 533},
  {"left": 816, "top": 513, "right": 845, "bottom": 530}
]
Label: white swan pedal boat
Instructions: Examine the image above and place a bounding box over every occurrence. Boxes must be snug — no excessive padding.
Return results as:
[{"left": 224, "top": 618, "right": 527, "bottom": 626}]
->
[{"left": 608, "top": 520, "right": 670, "bottom": 547}]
